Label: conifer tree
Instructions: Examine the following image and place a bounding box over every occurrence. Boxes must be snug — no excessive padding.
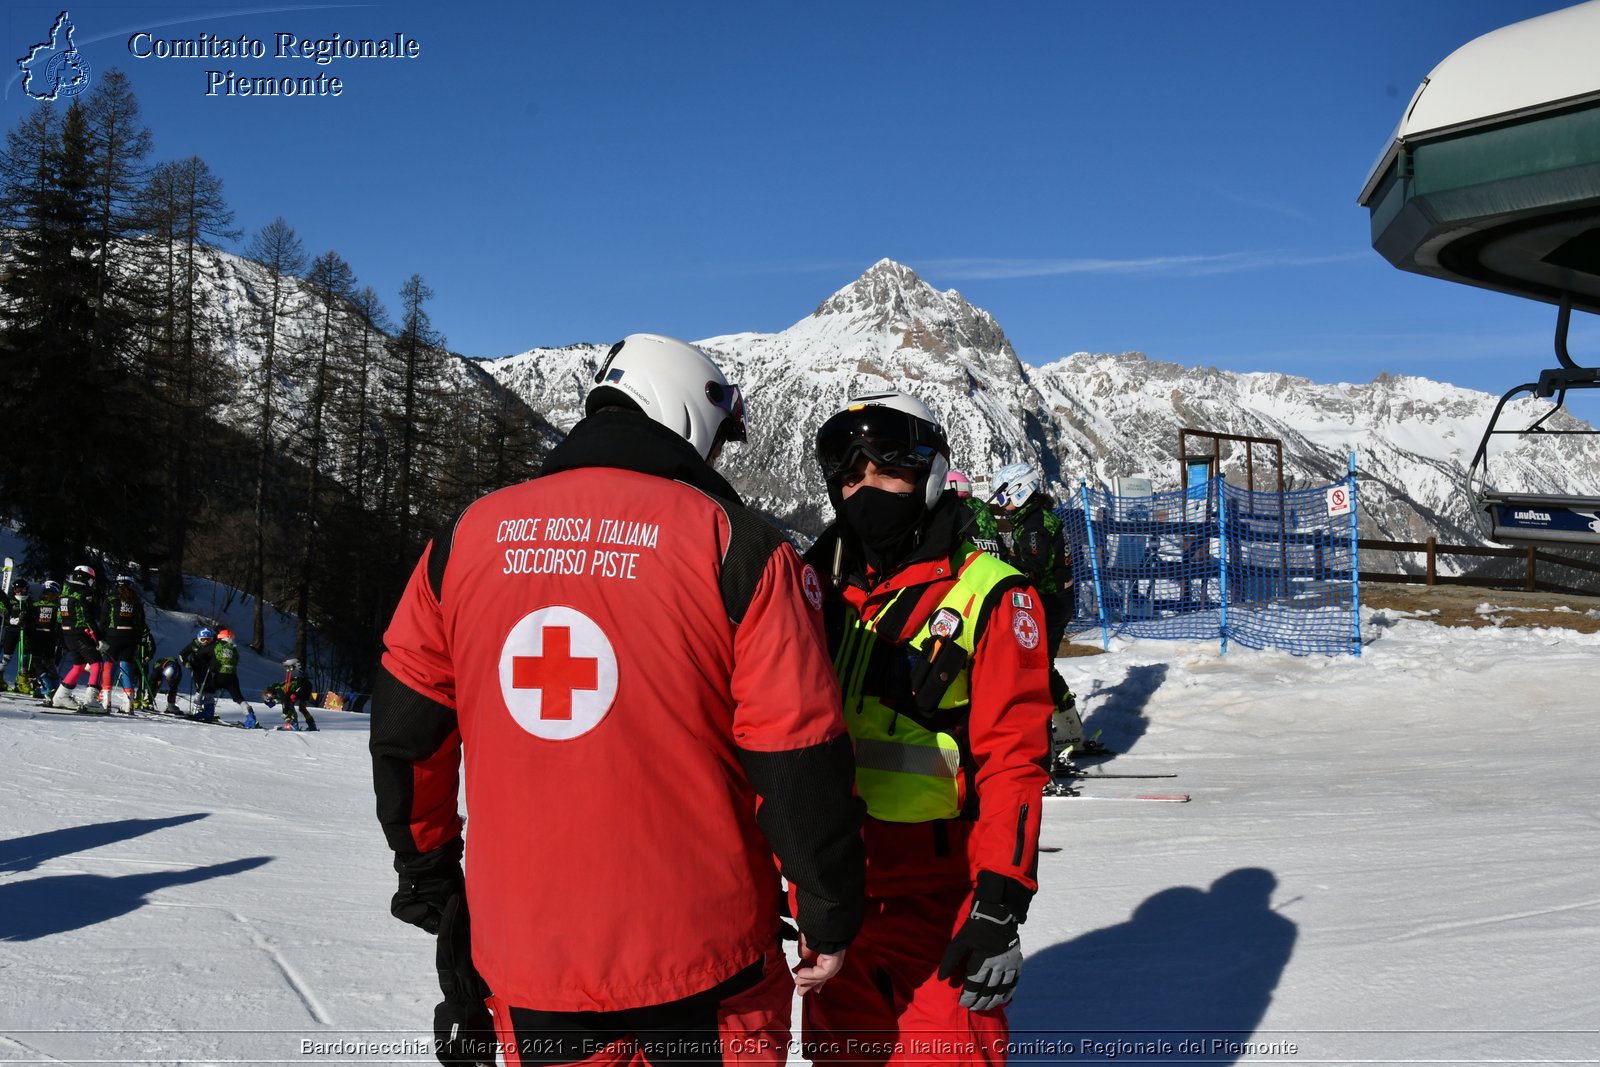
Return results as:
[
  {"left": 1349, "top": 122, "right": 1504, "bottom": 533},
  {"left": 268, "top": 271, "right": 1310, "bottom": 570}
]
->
[
  {"left": 80, "top": 70, "right": 152, "bottom": 353},
  {"left": 139, "top": 155, "right": 238, "bottom": 607},
  {"left": 244, "top": 217, "right": 306, "bottom": 650},
  {"left": 288, "top": 249, "right": 356, "bottom": 663},
  {"left": 387, "top": 273, "right": 449, "bottom": 572},
  {"left": 0, "top": 102, "right": 112, "bottom": 574}
]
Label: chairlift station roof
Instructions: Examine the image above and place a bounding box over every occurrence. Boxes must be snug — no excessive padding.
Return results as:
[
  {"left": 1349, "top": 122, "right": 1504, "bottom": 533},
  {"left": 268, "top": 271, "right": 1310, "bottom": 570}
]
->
[{"left": 1358, "top": 0, "right": 1600, "bottom": 314}]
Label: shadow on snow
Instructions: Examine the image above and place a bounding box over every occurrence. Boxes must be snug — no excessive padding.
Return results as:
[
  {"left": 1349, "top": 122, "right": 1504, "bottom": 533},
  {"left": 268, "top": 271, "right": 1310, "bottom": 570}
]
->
[
  {"left": 1010, "top": 867, "right": 1297, "bottom": 1065},
  {"left": 0, "top": 814, "right": 271, "bottom": 941},
  {"left": 1081, "top": 663, "right": 1169, "bottom": 755},
  {"left": 0, "top": 813, "right": 208, "bottom": 874}
]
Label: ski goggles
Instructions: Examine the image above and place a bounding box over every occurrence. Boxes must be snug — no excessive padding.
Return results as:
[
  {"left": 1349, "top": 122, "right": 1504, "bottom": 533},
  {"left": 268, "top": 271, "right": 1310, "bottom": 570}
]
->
[
  {"left": 706, "top": 380, "right": 747, "bottom": 442},
  {"left": 815, "top": 404, "right": 947, "bottom": 481}
]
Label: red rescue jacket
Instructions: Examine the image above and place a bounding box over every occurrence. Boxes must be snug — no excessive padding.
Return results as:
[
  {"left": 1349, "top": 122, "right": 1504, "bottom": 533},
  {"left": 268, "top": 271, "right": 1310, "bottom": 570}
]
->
[
  {"left": 806, "top": 496, "right": 1053, "bottom": 901},
  {"left": 373, "top": 411, "right": 863, "bottom": 1012}
]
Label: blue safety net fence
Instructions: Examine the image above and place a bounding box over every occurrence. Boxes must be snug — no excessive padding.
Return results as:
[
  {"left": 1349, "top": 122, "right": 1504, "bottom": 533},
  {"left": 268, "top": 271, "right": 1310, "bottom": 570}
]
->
[{"left": 1060, "top": 476, "right": 1360, "bottom": 656}]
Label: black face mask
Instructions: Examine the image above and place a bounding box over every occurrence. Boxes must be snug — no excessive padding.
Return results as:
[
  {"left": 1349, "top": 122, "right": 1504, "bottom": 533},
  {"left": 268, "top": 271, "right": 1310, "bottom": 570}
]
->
[{"left": 839, "top": 485, "right": 925, "bottom": 570}]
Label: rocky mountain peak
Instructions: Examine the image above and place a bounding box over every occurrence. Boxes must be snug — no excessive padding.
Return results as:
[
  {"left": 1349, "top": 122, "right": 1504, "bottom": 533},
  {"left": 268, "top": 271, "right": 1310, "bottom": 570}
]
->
[
  {"left": 813, "top": 259, "right": 938, "bottom": 320},
  {"left": 809, "top": 259, "right": 1015, "bottom": 363}
]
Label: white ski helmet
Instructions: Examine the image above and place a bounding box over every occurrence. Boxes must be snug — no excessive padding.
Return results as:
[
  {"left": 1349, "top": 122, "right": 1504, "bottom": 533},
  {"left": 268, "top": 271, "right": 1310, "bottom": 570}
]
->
[
  {"left": 989, "top": 462, "right": 1043, "bottom": 509},
  {"left": 815, "top": 390, "right": 951, "bottom": 510},
  {"left": 585, "top": 333, "right": 747, "bottom": 461},
  {"left": 69, "top": 564, "right": 96, "bottom": 586}
]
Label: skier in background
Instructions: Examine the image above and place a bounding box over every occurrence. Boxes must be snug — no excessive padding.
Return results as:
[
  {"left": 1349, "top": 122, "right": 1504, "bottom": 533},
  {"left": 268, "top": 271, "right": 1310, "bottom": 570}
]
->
[
  {"left": 987, "top": 462, "right": 1103, "bottom": 777},
  {"left": 803, "top": 391, "right": 1053, "bottom": 1064},
  {"left": 178, "top": 627, "right": 219, "bottom": 719},
  {"left": 25, "top": 580, "right": 62, "bottom": 697},
  {"left": 51, "top": 565, "right": 105, "bottom": 710},
  {"left": 146, "top": 656, "right": 184, "bottom": 714},
  {"left": 0, "top": 578, "right": 28, "bottom": 691},
  {"left": 946, "top": 469, "right": 1003, "bottom": 555},
  {"left": 207, "top": 629, "right": 253, "bottom": 722},
  {"left": 264, "top": 657, "right": 316, "bottom": 731},
  {"left": 102, "top": 575, "right": 150, "bottom": 713}
]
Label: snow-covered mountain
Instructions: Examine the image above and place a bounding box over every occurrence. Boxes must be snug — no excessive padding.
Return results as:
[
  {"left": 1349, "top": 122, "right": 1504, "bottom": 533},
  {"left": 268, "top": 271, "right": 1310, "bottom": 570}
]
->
[
  {"left": 185, "top": 244, "right": 562, "bottom": 458},
  {"left": 481, "top": 260, "right": 1600, "bottom": 560}
]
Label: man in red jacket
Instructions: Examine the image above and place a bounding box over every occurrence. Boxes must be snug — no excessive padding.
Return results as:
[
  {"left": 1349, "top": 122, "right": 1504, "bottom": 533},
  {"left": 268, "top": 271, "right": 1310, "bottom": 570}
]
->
[
  {"left": 372, "top": 334, "right": 865, "bottom": 1067},
  {"left": 801, "top": 391, "right": 1054, "bottom": 1066}
]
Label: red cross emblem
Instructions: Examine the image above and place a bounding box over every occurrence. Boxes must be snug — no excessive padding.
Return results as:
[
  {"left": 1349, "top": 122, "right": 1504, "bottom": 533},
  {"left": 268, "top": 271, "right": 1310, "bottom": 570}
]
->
[
  {"left": 499, "top": 607, "right": 618, "bottom": 739},
  {"left": 511, "top": 626, "right": 597, "bottom": 720},
  {"left": 1012, "top": 609, "right": 1040, "bottom": 651}
]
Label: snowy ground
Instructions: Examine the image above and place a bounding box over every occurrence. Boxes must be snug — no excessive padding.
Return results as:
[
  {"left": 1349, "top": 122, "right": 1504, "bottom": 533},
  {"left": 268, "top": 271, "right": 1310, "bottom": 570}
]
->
[{"left": 1, "top": 602, "right": 1597, "bottom": 1066}]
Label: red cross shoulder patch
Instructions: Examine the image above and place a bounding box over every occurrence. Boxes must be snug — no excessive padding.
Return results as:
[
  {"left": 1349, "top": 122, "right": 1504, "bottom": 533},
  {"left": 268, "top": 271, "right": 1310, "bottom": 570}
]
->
[
  {"left": 498, "top": 606, "right": 618, "bottom": 740},
  {"left": 1012, "top": 609, "right": 1040, "bottom": 650}
]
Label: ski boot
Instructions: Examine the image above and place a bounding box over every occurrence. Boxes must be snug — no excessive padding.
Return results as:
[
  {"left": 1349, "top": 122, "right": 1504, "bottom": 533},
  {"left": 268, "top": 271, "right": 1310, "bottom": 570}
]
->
[
  {"left": 51, "top": 684, "right": 78, "bottom": 709},
  {"left": 1071, "top": 731, "right": 1115, "bottom": 758},
  {"left": 1042, "top": 741, "right": 1079, "bottom": 796},
  {"left": 243, "top": 707, "right": 258, "bottom": 730}
]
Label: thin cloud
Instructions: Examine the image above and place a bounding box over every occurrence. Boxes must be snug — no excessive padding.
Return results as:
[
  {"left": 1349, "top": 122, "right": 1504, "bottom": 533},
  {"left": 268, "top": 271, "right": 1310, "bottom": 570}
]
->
[
  {"left": 1204, "top": 185, "right": 1320, "bottom": 226},
  {"left": 921, "top": 251, "right": 1369, "bottom": 281}
]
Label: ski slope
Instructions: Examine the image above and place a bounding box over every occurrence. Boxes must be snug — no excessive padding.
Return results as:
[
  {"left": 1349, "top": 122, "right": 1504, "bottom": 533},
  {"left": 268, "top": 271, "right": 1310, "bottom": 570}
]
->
[{"left": 1, "top": 603, "right": 1597, "bottom": 1066}]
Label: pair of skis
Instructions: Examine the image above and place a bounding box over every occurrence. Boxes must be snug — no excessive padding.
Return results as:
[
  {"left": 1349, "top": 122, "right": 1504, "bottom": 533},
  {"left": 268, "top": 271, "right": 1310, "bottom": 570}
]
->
[{"left": 1049, "top": 748, "right": 1189, "bottom": 803}]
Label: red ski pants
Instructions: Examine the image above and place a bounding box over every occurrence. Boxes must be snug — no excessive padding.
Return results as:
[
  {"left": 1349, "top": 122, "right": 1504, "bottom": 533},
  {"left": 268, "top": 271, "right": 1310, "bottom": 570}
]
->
[{"left": 802, "top": 887, "right": 1008, "bottom": 1067}]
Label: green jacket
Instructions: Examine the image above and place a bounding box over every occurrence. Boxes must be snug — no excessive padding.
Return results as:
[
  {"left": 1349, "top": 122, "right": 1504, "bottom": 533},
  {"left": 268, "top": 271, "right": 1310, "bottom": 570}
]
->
[
  {"left": 1000, "top": 497, "right": 1070, "bottom": 600},
  {"left": 961, "top": 497, "right": 1003, "bottom": 556},
  {"left": 57, "top": 586, "right": 98, "bottom": 642}
]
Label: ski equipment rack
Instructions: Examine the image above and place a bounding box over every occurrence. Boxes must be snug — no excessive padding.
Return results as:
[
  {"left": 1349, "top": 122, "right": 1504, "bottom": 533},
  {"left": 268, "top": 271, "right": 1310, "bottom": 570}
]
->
[{"left": 1464, "top": 295, "right": 1600, "bottom": 547}]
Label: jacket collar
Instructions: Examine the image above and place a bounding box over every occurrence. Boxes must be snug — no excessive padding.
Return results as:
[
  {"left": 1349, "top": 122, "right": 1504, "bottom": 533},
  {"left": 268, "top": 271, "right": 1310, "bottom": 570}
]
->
[{"left": 541, "top": 408, "right": 743, "bottom": 503}]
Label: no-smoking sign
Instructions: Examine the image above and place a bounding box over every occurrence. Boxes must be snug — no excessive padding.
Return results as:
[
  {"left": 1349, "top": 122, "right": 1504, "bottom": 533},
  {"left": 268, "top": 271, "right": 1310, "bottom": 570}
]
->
[{"left": 1326, "top": 485, "right": 1352, "bottom": 516}]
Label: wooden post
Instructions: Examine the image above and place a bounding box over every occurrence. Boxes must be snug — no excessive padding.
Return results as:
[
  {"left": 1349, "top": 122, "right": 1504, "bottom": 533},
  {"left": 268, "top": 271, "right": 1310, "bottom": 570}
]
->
[
  {"left": 1425, "top": 536, "right": 1436, "bottom": 585},
  {"left": 1525, "top": 545, "right": 1537, "bottom": 592}
]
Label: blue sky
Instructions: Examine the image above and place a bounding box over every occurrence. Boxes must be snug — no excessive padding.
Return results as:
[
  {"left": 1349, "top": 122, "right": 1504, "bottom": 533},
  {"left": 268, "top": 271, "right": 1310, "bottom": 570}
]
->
[{"left": 4, "top": 0, "right": 1596, "bottom": 397}]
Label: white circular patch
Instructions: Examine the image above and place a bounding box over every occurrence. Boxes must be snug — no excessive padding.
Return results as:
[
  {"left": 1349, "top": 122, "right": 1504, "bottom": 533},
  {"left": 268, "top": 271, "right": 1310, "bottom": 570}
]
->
[
  {"left": 498, "top": 606, "right": 618, "bottom": 740},
  {"left": 801, "top": 565, "right": 824, "bottom": 611},
  {"left": 1012, "top": 610, "right": 1040, "bottom": 650}
]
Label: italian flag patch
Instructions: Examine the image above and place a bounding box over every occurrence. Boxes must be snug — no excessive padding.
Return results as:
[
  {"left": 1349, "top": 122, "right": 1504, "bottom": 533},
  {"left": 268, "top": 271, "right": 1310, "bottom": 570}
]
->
[{"left": 1011, "top": 590, "right": 1033, "bottom": 610}]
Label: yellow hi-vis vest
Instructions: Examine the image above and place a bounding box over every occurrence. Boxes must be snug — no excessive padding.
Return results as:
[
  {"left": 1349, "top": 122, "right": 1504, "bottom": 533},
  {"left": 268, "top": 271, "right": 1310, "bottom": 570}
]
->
[{"left": 833, "top": 548, "right": 1025, "bottom": 823}]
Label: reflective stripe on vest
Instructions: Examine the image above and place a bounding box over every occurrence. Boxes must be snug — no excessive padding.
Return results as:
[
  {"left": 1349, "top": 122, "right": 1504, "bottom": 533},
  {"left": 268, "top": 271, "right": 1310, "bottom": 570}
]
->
[{"left": 837, "top": 548, "right": 1024, "bottom": 823}]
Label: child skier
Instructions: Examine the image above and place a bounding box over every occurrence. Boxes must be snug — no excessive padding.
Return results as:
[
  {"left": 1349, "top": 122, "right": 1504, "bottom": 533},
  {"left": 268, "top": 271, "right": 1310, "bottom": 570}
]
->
[
  {"left": 178, "top": 627, "right": 219, "bottom": 720},
  {"left": 263, "top": 658, "right": 317, "bottom": 731},
  {"left": 51, "top": 565, "right": 105, "bottom": 711},
  {"left": 209, "top": 629, "right": 253, "bottom": 721},
  {"left": 102, "top": 576, "right": 150, "bottom": 713}
]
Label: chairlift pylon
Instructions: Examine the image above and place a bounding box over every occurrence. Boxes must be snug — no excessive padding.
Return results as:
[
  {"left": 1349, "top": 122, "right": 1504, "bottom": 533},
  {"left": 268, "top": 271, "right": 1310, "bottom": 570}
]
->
[{"left": 1464, "top": 296, "right": 1600, "bottom": 547}]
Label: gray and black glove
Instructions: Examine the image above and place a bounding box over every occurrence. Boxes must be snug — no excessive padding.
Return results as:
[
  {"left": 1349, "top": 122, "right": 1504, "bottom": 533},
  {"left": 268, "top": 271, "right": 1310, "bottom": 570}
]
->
[
  {"left": 937, "top": 899, "right": 1022, "bottom": 1011},
  {"left": 938, "top": 872, "right": 1033, "bottom": 1012},
  {"left": 391, "top": 838, "right": 464, "bottom": 935}
]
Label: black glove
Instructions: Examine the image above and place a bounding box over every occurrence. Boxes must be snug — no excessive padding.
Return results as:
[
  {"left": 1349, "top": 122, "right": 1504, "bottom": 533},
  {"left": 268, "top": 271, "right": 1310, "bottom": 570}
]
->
[
  {"left": 434, "top": 892, "right": 496, "bottom": 1067},
  {"left": 391, "top": 838, "right": 464, "bottom": 934},
  {"left": 937, "top": 899, "right": 1023, "bottom": 1012}
]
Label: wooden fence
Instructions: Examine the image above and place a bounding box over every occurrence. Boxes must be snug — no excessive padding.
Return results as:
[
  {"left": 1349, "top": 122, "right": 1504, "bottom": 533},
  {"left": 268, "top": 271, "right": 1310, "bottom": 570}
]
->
[{"left": 1358, "top": 537, "right": 1600, "bottom": 596}]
